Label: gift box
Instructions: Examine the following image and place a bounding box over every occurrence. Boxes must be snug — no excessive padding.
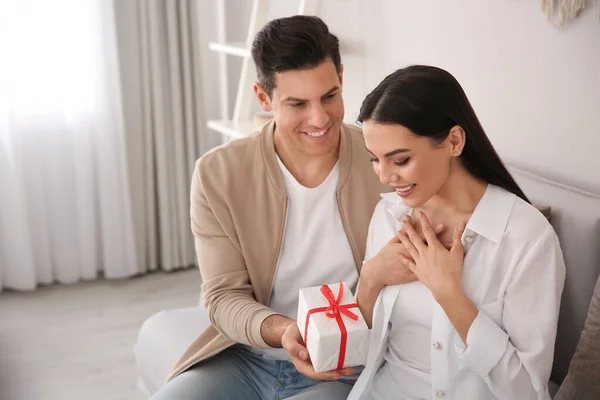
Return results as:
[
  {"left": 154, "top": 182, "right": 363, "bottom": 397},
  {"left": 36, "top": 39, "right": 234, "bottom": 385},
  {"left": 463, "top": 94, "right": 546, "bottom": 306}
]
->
[{"left": 297, "top": 280, "right": 369, "bottom": 373}]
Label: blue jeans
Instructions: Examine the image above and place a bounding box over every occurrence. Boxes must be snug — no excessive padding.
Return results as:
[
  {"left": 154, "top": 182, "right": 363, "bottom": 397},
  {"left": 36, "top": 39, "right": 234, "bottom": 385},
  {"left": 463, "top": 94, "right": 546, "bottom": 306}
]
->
[{"left": 151, "top": 344, "right": 357, "bottom": 400}]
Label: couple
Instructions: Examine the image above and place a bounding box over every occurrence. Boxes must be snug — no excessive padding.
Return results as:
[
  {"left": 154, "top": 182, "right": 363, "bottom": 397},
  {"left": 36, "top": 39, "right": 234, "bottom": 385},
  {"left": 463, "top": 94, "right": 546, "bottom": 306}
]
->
[{"left": 152, "top": 15, "right": 565, "bottom": 400}]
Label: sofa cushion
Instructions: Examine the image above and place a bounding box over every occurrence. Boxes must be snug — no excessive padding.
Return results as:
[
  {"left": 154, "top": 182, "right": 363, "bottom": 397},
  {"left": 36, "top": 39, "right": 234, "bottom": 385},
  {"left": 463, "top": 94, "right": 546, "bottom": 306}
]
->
[
  {"left": 134, "top": 307, "right": 210, "bottom": 395},
  {"left": 554, "top": 276, "right": 600, "bottom": 400}
]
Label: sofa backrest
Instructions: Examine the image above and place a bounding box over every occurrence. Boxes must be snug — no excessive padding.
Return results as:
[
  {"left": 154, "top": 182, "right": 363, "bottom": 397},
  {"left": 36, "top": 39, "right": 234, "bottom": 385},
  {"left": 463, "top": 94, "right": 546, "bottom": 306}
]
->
[{"left": 509, "top": 166, "right": 600, "bottom": 384}]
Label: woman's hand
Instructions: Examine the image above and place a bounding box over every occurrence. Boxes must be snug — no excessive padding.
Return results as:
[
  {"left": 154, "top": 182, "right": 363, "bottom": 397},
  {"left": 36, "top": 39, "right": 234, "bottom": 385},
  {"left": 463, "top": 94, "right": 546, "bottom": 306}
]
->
[
  {"left": 399, "top": 212, "right": 466, "bottom": 303},
  {"left": 357, "top": 219, "right": 446, "bottom": 328},
  {"left": 361, "top": 234, "right": 417, "bottom": 289},
  {"left": 361, "top": 221, "right": 447, "bottom": 290}
]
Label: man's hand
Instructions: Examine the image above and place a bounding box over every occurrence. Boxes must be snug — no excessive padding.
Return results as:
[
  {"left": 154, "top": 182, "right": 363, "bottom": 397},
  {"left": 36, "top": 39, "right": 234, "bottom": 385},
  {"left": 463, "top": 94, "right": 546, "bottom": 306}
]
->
[{"left": 281, "top": 323, "right": 353, "bottom": 380}]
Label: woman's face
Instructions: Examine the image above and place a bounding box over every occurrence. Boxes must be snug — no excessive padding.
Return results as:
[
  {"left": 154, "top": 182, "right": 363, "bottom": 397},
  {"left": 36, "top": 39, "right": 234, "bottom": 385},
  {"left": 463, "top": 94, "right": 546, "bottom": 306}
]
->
[{"left": 363, "top": 121, "right": 454, "bottom": 208}]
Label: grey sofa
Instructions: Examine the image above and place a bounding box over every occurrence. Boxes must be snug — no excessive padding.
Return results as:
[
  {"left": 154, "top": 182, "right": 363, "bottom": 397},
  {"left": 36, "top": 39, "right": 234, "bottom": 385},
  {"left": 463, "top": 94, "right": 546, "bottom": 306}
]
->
[
  {"left": 134, "top": 165, "right": 600, "bottom": 397},
  {"left": 508, "top": 167, "right": 600, "bottom": 397}
]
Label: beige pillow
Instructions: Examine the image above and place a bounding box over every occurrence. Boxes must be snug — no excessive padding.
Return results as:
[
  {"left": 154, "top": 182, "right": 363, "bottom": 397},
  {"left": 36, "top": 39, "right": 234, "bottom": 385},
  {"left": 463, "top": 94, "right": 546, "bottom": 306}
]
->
[
  {"left": 554, "top": 276, "right": 600, "bottom": 400},
  {"left": 534, "top": 204, "right": 551, "bottom": 221}
]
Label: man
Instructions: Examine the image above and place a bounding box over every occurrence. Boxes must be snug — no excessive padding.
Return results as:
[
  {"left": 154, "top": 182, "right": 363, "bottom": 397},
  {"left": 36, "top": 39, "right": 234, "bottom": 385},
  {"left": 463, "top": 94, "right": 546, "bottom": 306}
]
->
[{"left": 152, "top": 15, "right": 388, "bottom": 399}]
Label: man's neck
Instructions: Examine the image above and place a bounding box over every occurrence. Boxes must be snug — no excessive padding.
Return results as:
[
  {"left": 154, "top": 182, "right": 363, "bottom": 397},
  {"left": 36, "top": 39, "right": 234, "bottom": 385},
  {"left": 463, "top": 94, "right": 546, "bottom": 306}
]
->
[{"left": 274, "top": 132, "right": 340, "bottom": 189}]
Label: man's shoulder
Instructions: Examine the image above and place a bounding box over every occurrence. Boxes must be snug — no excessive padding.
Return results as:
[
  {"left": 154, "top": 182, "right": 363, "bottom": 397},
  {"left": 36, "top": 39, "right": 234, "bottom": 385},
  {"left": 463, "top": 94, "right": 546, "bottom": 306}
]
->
[
  {"left": 342, "top": 122, "right": 364, "bottom": 144},
  {"left": 196, "top": 130, "right": 263, "bottom": 176},
  {"left": 341, "top": 122, "right": 389, "bottom": 191}
]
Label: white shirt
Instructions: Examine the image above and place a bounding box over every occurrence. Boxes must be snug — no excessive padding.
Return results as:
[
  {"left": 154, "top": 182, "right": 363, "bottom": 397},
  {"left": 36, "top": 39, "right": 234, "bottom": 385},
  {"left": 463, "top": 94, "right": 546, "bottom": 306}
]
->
[
  {"left": 349, "top": 184, "right": 566, "bottom": 400},
  {"left": 254, "top": 156, "right": 358, "bottom": 360}
]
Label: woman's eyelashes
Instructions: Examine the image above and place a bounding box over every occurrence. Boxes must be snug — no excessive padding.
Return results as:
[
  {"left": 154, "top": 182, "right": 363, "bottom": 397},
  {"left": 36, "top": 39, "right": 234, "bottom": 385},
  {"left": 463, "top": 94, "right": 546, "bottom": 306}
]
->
[{"left": 369, "top": 157, "right": 410, "bottom": 166}]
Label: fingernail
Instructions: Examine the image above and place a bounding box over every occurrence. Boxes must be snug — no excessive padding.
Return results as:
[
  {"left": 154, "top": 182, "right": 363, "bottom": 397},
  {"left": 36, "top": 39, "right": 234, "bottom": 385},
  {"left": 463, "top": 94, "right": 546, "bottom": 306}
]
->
[
  {"left": 299, "top": 350, "right": 307, "bottom": 360},
  {"left": 436, "top": 224, "right": 443, "bottom": 230},
  {"left": 458, "top": 221, "right": 466, "bottom": 231}
]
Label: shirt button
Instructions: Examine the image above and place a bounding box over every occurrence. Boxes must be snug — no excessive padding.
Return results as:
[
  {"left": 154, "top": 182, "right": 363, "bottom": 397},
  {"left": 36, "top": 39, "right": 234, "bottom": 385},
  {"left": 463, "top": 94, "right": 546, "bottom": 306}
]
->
[
  {"left": 436, "top": 391, "right": 446, "bottom": 397},
  {"left": 432, "top": 341, "right": 442, "bottom": 350},
  {"left": 465, "top": 235, "right": 473, "bottom": 243}
]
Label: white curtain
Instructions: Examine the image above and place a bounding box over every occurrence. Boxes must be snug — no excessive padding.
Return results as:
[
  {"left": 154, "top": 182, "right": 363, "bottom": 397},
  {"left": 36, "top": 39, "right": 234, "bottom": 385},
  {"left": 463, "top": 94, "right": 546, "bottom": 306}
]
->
[
  {"left": 0, "top": 0, "right": 138, "bottom": 291},
  {"left": 113, "top": 0, "right": 220, "bottom": 274}
]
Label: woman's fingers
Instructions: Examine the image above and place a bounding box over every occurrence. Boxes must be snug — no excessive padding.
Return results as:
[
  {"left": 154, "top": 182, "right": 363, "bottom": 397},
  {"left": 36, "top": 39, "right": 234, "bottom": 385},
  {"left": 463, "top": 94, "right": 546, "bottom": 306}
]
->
[
  {"left": 399, "top": 231, "right": 419, "bottom": 261},
  {"left": 399, "top": 254, "right": 417, "bottom": 275},
  {"left": 402, "top": 216, "right": 427, "bottom": 253},
  {"left": 451, "top": 221, "right": 466, "bottom": 255},
  {"left": 419, "top": 212, "right": 443, "bottom": 249}
]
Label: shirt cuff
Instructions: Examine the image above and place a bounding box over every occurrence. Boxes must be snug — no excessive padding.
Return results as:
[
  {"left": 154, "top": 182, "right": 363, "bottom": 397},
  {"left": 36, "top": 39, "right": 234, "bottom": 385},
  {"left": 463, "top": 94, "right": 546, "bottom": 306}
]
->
[
  {"left": 250, "top": 308, "right": 281, "bottom": 349},
  {"left": 454, "top": 310, "right": 509, "bottom": 377}
]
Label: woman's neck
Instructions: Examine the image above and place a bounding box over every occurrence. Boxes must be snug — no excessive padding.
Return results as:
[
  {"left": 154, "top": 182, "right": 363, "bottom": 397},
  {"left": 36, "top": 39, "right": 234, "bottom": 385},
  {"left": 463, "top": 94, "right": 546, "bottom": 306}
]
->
[{"left": 416, "top": 162, "right": 488, "bottom": 221}]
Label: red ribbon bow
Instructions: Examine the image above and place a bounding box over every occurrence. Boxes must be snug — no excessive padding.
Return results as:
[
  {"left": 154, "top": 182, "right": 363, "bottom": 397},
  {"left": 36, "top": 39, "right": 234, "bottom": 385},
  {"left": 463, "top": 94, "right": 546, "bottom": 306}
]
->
[{"left": 304, "top": 281, "right": 359, "bottom": 370}]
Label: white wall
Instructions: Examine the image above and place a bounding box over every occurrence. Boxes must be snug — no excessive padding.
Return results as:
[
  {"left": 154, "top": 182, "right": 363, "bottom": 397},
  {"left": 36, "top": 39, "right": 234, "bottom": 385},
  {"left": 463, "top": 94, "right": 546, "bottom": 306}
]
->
[{"left": 314, "top": 0, "right": 600, "bottom": 192}]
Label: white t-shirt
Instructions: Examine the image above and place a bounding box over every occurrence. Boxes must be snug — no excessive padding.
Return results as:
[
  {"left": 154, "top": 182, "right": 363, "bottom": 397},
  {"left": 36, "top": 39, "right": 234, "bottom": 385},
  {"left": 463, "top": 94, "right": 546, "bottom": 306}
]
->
[
  {"left": 254, "top": 156, "right": 358, "bottom": 360},
  {"left": 370, "top": 281, "right": 434, "bottom": 400}
]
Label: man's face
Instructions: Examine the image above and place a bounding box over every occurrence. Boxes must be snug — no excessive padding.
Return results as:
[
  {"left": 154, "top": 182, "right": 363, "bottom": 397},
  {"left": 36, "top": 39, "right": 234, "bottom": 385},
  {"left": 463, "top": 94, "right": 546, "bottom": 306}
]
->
[{"left": 255, "top": 59, "right": 344, "bottom": 158}]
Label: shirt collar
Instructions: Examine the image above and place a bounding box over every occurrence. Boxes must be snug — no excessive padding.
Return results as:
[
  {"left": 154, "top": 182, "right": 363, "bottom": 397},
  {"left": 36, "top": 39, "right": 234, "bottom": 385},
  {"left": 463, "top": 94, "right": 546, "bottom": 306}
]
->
[
  {"left": 466, "top": 184, "right": 515, "bottom": 244},
  {"left": 380, "top": 191, "right": 412, "bottom": 220},
  {"left": 380, "top": 184, "right": 515, "bottom": 244}
]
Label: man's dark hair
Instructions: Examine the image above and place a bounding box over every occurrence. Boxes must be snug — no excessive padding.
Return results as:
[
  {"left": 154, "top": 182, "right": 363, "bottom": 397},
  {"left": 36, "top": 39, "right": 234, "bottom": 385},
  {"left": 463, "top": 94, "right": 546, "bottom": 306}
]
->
[{"left": 251, "top": 15, "right": 341, "bottom": 96}]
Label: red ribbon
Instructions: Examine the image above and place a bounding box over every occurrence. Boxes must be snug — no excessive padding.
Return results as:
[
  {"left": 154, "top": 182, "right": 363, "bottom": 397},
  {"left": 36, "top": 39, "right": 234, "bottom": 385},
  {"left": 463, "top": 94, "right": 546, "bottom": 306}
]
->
[{"left": 304, "top": 281, "right": 359, "bottom": 370}]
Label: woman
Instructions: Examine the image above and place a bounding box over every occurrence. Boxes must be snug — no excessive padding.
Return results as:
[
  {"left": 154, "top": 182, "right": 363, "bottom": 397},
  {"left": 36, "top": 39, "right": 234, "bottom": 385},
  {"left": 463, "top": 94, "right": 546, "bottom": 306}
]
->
[{"left": 349, "top": 66, "right": 565, "bottom": 400}]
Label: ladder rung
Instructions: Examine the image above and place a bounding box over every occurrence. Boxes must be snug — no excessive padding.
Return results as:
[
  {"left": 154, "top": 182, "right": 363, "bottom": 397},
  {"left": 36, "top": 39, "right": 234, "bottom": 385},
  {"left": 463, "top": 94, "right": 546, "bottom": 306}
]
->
[
  {"left": 207, "top": 119, "right": 258, "bottom": 139},
  {"left": 208, "top": 42, "right": 251, "bottom": 57}
]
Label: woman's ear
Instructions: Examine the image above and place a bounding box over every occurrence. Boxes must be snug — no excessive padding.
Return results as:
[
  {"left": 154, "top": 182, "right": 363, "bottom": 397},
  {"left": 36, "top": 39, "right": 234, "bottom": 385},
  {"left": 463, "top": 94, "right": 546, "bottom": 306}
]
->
[{"left": 447, "top": 125, "right": 466, "bottom": 157}]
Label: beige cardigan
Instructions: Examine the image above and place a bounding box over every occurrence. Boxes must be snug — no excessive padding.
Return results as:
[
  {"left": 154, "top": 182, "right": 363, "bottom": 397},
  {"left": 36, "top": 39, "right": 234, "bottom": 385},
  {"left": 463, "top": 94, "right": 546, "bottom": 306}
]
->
[{"left": 166, "top": 120, "right": 389, "bottom": 382}]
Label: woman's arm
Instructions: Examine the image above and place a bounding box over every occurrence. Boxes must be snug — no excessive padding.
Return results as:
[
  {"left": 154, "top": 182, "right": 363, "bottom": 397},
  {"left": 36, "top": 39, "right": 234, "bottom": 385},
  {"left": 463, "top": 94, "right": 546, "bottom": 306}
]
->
[
  {"left": 400, "top": 213, "right": 565, "bottom": 399},
  {"left": 455, "top": 226, "right": 565, "bottom": 399},
  {"left": 357, "top": 261, "right": 385, "bottom": 328},
  {"left": 436, "top": 287, "right": 479, "bottom": 345}
]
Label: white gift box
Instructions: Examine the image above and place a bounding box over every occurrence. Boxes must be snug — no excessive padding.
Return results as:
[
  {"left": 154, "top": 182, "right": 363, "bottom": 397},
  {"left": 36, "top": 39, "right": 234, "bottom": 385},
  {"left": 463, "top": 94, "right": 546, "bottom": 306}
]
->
[{"left": 297, "top": 281, "right": 369, "bottom": 373}]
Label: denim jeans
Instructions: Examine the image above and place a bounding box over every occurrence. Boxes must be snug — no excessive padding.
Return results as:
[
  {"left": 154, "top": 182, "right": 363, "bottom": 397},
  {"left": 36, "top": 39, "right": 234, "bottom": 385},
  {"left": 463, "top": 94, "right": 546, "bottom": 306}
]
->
[{"left": 151, "top": 344, "right": 357, "bottom": 400}]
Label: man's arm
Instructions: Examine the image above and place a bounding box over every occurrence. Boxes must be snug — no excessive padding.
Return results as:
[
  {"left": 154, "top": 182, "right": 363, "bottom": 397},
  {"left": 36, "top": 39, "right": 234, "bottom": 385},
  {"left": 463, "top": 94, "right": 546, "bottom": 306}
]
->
[
  {"left": 192, "top": 160, "right": 277, "bottom": 348},
  {"left": 260, "top": 315, "right": 295, "bottom": 347}
]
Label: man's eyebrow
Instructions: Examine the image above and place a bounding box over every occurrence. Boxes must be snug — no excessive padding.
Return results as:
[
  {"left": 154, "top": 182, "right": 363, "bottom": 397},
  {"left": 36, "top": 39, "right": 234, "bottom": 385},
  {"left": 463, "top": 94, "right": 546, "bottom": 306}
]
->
[
  {"left": 365, "top": 147, "right": 410, "bottom": 157},
  {"left": 283, "top": 86, "right": 340, "bottom": 102},
  {"left": 320, "top": 86, "right": 339, "bottom": 99}
]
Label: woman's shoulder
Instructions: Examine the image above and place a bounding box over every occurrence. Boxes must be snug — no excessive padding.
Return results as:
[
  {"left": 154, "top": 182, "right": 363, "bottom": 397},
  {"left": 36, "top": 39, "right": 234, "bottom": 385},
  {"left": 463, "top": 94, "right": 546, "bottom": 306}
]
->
[{"left": 499, "top": 187, "right": 556, "bottom": 243}]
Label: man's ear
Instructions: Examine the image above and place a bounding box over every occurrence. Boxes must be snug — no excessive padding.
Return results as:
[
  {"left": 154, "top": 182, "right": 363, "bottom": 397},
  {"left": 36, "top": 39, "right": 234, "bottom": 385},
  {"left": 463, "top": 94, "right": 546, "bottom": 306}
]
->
[
  {"left": 338, "top": 64, "right": 344, "bottom": 87},
  {"left": 253, "top": 82, "right": 272, "bottom": 112}
]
